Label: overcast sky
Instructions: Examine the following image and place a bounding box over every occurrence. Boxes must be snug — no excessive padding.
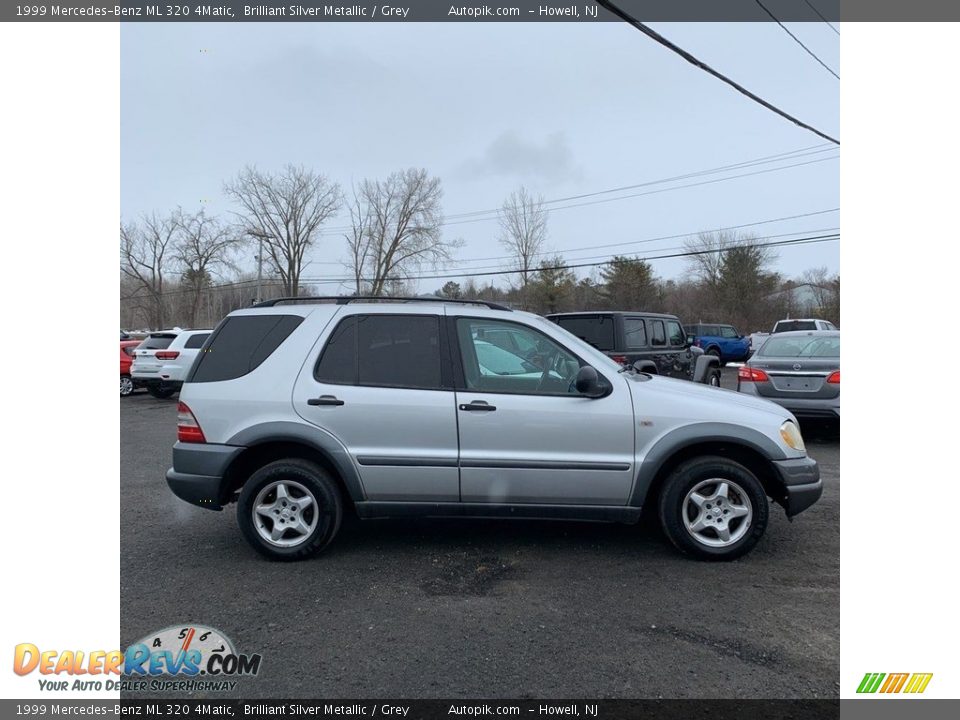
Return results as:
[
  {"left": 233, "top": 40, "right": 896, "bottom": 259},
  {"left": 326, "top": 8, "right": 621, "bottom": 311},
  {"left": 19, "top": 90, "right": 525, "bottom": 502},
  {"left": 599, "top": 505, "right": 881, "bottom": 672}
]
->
[{"left": 121, "top": 21, "right": 839, "bottom": 294}]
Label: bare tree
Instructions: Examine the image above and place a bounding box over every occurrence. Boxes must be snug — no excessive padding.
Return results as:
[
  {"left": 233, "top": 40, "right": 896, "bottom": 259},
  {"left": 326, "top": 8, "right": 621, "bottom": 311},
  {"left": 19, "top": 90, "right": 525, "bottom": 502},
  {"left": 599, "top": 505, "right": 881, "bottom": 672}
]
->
[
  {"left": 498, "top": 186, "right": 548, "bottom": 295},
  {"left": 800, "top": 266, "right": 839, "bottom": 319},
  {"left": 120, "top": 212, "right": 178, "bottom": 329},
  {"left": 174, "top": 209, "right": 240, "bottom": 327},
  {"left": 224, "top": 165, "right": 342, "bottom": 297},
  {"left": 345, "top": 168, "right": 459, "bottom": 296}
]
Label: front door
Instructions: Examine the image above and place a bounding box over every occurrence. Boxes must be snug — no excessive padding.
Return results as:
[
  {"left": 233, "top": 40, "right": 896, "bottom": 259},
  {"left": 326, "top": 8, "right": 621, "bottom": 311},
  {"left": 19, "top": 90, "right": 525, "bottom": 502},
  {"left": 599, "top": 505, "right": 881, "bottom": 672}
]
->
[
  {"left": 452, "top": 317, "right": 635, "bottom": 505},
  {"left": 293, "top": 312, "right": 459, "bottom": 502}
]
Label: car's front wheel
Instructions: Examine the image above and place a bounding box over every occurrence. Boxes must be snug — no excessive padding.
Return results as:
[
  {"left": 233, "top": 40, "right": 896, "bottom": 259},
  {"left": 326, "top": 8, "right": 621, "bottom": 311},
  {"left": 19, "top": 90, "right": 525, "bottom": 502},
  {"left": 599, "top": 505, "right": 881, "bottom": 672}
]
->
[
  {"left": 237, "top": 459, "right": 343, "bottom": 561},
  {"left": 658, "top": 456, "right": 768, "bottom": 560}
]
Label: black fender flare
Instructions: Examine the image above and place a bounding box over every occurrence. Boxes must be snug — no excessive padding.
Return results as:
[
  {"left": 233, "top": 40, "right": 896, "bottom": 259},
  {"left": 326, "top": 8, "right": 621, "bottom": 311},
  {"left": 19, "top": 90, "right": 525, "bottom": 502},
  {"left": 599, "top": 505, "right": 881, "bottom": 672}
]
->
[
  {"left": 693, "top": 354, "right": 720, "bottom": 384},
  {"left": 226, "top": 421, "right": 367, "bottom": 502},
  {"left": 628, "top": 422, "right": 786, "bottom": 507}
]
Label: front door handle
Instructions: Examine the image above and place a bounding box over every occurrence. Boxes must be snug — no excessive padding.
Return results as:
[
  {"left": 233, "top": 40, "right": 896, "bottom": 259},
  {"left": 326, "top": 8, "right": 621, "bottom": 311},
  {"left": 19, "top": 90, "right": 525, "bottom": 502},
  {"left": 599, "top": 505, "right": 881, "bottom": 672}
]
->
[
  {"left": 308, "top": 395, "right": 345, "bottom": 406},
  {"left": 459, "top": 400, "right": 496, "bottom": 412}
]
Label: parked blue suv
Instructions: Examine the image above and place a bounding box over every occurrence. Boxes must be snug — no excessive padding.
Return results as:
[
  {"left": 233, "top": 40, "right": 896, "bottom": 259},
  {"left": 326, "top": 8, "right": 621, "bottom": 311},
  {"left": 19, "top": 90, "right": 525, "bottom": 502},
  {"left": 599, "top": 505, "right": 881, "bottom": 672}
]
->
[{"left": 684, "top": 323, "right": 751, "bottom": 365}]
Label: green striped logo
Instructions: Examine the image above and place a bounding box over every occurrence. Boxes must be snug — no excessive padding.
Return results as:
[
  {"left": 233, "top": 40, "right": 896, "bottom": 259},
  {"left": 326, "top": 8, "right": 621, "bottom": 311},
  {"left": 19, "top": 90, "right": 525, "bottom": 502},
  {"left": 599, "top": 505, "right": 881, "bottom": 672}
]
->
[{"left": 857, "top": 672, "right": 932, "bottom": 694}]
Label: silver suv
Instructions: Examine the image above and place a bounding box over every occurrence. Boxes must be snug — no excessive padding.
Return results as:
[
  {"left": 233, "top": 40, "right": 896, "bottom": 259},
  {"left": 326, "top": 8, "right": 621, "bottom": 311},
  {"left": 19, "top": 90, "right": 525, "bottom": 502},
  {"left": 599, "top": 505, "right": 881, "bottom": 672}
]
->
[{"left": 166, "top": 297, "right": 821, "bottom": 561}]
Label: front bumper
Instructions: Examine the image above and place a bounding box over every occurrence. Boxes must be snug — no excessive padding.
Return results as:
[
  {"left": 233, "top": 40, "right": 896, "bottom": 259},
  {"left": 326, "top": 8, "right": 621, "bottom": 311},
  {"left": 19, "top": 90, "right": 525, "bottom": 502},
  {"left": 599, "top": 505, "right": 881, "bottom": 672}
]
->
[
  {"left": 772, "top": 456, "right": 822, "bottom": 517},
  {"left": 165, "top": 442, "right": 244, "bottom": 511}
]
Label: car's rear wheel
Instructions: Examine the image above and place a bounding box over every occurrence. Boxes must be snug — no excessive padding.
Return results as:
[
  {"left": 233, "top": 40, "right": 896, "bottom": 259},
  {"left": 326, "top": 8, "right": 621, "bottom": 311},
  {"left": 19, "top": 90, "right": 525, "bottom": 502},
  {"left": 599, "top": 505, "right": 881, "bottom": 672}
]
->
[
  {"left": 147, "top": 383, "right": 176, "bottom": 399},
  {"left": 120, "top": 375, "right": 134, "bottom": 397},
  {"left": 237, "top": 459, "right": 343, "bottom": 561},
  {"left": 658, "top": 456, "right": 768, "bottom": 560}
]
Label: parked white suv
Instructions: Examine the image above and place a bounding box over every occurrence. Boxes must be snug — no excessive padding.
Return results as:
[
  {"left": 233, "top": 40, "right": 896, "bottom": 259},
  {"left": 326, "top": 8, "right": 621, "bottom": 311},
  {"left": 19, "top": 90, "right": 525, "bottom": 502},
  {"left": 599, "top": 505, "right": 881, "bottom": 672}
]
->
[
  {"left": 166, "top": 298, "right": 821, "bottom": 561},
  {"left": 131, "top": 329, "right": 211, "bottom": 398}
]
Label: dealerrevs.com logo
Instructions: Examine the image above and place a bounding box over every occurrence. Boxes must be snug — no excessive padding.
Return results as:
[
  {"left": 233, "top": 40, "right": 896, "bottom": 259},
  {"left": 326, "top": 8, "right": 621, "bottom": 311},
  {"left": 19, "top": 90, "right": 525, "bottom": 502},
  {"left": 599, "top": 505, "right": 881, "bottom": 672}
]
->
[
  {"left": 13, "top": 624, "right": 262, "bottom": 693},
  {"left": 856, "top": 672, "right": 933, "bottom": 694}
]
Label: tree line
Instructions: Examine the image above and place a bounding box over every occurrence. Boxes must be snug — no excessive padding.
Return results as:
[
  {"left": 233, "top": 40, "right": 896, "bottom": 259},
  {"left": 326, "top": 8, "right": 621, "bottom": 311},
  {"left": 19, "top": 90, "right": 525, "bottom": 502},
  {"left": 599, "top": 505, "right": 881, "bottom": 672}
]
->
[{"left": 121, "top": 164, "right": 839, "bottom": 334}]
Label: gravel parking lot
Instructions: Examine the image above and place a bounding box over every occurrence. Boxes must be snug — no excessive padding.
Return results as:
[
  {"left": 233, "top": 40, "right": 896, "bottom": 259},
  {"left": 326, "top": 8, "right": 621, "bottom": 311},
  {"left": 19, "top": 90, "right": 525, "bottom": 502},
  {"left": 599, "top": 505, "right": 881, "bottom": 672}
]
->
[{"left": 120, "top": 368, "right": 839, "bottom": 699}]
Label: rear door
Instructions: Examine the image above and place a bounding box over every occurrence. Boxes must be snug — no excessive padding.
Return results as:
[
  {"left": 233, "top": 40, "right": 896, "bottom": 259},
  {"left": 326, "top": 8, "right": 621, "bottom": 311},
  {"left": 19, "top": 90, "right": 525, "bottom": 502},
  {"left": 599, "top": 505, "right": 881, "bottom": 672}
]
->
[
  {"left": 452, "top": 316, "right": 635, "bottom": 506},
  {"left": 292, "top": 311, "right": 460, "bottom": 502}
]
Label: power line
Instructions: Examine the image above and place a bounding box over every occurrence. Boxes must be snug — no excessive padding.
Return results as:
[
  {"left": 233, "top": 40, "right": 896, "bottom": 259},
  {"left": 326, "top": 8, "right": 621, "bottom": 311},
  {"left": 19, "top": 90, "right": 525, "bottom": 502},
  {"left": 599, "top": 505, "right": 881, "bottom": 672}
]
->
[
  {"left": 754, "top": 0, "right": 839, "bottom": 80},
  {"left": 446, "top": 207, "right": 839, "bottom": 264},
  {"left": 803, "top": 0, "right": 840, "bottom": 35},
  {"left": 591, "top": 0, "right": 840, "bottom": 145},
  {"left": 320, "top": 143, "right": 838, "bottom": 236},
  {"left": 315, "top": 233, "right": 841, "bottom": 283},
  {"left": 123, "top": 232, "right": 839, "bottom": 299},
  {"left": 306, "top": 227, "right": 838, "bottom": 278}
]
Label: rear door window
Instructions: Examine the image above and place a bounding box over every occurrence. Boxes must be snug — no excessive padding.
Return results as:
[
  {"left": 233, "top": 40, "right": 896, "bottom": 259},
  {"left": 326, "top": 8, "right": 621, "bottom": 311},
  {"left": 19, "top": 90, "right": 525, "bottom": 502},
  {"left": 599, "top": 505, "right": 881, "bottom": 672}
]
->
[
  {"left": 650, "top": 320, "right": 666, "bottom": 347},
  {"left": 316, "top": 314, "right": 442, "bottom": 390},
  {"left": 720, "top": 326, "right": 739, "bottom": 338},
  {"left": 552, "top": 316, "right": 615, "bottom": 352},
  {"left": 188, "top": 315, "right": 303, "bottom": 383},
  {"left": 624, "top": 318, "right": 647, "bottom": 349}
]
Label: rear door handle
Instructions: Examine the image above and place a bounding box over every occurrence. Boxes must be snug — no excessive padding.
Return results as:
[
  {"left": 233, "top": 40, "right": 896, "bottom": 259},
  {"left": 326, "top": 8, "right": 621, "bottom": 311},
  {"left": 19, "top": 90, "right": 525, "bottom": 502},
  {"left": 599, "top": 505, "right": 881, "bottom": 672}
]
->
[
  {"left": 459, "top": 400, "right": 496, "bottom": 412},
  {"left": 308, "top": 395, "right": 345, "bottom": 406}
]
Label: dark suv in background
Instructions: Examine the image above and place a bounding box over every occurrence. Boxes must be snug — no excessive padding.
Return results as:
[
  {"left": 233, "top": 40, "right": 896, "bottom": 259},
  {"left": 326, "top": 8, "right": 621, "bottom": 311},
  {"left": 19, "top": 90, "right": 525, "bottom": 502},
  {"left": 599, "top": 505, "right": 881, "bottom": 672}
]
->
[{"left": 546, "top": 311, "right": 721, "bottom": 385}]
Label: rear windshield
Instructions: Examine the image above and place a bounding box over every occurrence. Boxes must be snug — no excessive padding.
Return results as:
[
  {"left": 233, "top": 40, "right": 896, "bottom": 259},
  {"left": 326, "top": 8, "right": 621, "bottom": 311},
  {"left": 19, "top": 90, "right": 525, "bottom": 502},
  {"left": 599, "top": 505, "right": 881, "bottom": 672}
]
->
[
  {"left": 759, "top": 336, "right": 840, "bottom": 358},
  {"left": 552, "top": 316, "right": 616, "bottom": 352},
  {"left": 139, "top": 333, "right": 177, "bottom": 350},
  {"left": 188, "top": 315, "right": 303, "bottom": 383},
  {"left": 774, "top": 320, "right": 817, "bottom": 333}
]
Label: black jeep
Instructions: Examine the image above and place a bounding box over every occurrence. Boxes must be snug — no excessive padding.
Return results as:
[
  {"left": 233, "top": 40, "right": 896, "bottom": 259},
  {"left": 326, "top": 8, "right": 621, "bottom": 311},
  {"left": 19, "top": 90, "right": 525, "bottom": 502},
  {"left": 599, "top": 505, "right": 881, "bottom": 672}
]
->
[{"left": 546, "top": 311, "right": 721, "bottom": 386}]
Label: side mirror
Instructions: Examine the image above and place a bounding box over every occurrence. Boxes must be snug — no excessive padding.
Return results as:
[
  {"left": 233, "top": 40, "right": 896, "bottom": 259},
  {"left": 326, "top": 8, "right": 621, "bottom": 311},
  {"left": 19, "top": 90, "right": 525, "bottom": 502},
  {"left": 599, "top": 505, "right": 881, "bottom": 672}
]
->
[
  {"left": 575, "top": 366, "right": 604, "bottom": 398},
  {"left": 686, "top": 334, "right": 696, "bottom": 348}
]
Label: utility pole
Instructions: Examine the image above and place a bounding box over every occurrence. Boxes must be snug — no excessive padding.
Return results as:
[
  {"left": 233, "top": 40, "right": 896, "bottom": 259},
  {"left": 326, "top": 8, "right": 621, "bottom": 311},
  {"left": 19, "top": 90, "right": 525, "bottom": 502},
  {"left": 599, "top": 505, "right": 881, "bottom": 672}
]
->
[{"left": 247, "top": 230, "right": 270, "bottom": 304}]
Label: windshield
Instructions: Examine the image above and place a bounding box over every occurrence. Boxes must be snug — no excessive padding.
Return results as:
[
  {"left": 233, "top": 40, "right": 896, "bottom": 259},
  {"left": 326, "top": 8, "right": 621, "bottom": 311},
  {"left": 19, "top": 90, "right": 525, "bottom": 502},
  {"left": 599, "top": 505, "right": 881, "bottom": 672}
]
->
[{"left": 759, "top": 336, "right": 840, "bottom": 358}]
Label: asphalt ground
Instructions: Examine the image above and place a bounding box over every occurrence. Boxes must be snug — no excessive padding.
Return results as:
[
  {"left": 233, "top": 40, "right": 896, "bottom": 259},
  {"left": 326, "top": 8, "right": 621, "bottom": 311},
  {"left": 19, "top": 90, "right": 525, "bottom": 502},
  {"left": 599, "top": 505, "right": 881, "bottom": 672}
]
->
[{"left": 120, "top": 368, "right": 839, "bottom": 699}]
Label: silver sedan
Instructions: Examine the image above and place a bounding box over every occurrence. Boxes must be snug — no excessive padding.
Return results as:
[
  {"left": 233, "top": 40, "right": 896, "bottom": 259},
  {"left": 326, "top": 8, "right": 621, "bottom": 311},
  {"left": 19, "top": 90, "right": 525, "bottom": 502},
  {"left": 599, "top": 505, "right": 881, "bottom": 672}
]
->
[{"left": 737, "top": 330, "right": 839, "bottom": 420}]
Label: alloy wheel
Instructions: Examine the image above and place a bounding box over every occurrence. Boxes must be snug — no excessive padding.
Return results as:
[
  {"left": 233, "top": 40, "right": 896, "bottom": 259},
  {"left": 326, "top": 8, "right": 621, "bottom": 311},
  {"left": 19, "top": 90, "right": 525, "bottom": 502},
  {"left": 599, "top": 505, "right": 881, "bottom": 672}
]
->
[
  {"left": 252, "top": 480, "right": 319, "bottom": 548},
  {"left": 682, "top": 478, "right": 752, "bottom": 548}
]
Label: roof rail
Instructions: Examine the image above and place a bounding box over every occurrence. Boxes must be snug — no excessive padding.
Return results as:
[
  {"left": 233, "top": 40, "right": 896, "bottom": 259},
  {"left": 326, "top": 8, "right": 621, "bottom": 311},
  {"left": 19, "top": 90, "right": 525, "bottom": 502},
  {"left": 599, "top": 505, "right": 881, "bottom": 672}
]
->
[{"left": 252, "top": 296, "right": 513, "bottom": 312}]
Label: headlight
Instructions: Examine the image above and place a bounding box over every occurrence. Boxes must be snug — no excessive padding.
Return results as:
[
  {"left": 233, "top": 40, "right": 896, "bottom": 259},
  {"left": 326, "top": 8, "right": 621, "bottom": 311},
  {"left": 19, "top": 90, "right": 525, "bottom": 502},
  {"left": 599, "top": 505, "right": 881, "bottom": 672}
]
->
[{"left": 780, "top": 420, "right": 806, "bottom": 453}]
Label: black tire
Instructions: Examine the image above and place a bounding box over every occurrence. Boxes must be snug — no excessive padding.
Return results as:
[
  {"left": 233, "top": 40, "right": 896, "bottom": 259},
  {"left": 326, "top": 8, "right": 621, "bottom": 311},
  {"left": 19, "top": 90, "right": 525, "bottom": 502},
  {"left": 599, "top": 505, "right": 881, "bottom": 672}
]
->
[
  {"left": 707, "top": 369, "right": 722, "bottom": 387},
  {"left": 657, "top": 456, "right": 768, "bottom": 561},
  {"left": 120, "top": 375, "right": 134, "bottom": 397},
  {"left": 147, "top": 383, "right": 177, "bottom": 399},
  {"left": 237, "top": 459, "right": 343, "bottom": 561}
]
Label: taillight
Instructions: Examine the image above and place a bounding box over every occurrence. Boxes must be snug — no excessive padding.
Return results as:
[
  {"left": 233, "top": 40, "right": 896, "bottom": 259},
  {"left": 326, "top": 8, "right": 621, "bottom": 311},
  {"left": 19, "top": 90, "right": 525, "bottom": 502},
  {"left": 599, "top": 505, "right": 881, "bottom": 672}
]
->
[
  {"left": 826, "top": 370, "right": 840, "bottom": 384},
  {"left": 155, "top": 351, "right": 180, "bottom": 360},
  {"left": 612, "top": 355, "right": 628, "bottom": 365},
  {"left": 177, "top": 402, "right": 206, "bottom": 443},
  {"left": 738, "top": 366, "right": 769, "bottom": 382},
  {"left": 694, "top": 339, "right": 701, "bottom": 347}
]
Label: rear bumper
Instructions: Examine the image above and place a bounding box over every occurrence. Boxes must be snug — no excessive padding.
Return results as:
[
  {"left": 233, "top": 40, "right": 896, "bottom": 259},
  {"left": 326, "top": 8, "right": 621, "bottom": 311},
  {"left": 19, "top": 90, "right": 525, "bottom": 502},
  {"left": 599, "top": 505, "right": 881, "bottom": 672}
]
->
[
  {"left": 738, "top": 385, "right": 839, "bottom": 419},
  {"left": 772, "top": 456, "right": 822, "bottom": 517},
  {"left": 165, "top": 442, "right": 244, "bottom": 511}
]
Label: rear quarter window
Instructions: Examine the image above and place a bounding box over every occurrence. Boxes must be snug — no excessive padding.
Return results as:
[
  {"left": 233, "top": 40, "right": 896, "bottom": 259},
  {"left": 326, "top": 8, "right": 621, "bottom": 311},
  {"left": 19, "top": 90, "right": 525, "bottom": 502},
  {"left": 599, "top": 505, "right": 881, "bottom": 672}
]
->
[
  {"left": 187, "top": 315, "right": 303, "bottom": 383},
  {"left": 184, "top": 333, "right": 210, "bottom": 349}
]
